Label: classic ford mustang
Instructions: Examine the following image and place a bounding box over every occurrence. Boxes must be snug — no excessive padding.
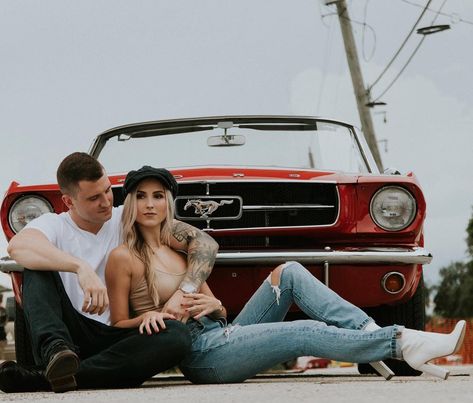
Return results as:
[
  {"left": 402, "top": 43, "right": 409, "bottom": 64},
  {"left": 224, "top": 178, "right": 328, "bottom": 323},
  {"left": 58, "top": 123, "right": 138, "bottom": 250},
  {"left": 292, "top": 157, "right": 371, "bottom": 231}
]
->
[{"left": 0, "top": 115, "right": 432, "bottom": 374}]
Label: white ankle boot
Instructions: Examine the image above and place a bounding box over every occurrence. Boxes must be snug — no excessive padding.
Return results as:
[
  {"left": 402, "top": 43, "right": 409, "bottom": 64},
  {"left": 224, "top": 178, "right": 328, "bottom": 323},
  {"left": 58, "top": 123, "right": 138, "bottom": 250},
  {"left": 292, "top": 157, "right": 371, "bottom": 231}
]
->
[
  {"left": 364, "top": 321, "right": 395, "bottom": 380},
  {"left": 401, "top": 320, "right": 466, "bottom": 379}
]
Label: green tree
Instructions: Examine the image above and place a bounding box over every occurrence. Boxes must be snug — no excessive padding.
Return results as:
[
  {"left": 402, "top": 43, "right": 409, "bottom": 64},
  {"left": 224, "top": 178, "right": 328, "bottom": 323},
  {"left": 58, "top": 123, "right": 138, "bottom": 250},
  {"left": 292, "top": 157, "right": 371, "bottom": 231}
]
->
[
  {"left": 433, "top": 207, "right": 473, "bottom": 317},
  {"left": 467, "top": 208, "right": 473, "bottom": 258},
  {"left": 433, "top": 261, "right": 473, "bottom": 317}
]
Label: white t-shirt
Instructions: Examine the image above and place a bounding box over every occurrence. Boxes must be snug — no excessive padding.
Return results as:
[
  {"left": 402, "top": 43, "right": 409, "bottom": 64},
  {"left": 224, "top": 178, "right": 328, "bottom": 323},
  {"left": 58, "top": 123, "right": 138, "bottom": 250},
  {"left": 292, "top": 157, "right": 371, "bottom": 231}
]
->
[{"left": 25, "top": 206, "right": 123, "bottom": 324}]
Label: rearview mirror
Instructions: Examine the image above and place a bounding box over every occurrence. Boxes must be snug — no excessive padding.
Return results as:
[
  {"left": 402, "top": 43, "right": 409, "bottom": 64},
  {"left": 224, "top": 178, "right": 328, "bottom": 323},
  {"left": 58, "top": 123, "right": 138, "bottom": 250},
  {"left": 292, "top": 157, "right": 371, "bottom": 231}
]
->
[{"left": 207, "top": 134, "right": 246, "bottom": 147}]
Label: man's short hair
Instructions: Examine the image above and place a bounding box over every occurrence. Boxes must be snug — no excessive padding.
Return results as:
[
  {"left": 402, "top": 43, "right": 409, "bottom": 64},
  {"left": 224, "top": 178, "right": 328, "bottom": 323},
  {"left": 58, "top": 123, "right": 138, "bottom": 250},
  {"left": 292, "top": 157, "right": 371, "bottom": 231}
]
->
[{"left": 57, "top": 152, "right": 104, "bottom": 195}]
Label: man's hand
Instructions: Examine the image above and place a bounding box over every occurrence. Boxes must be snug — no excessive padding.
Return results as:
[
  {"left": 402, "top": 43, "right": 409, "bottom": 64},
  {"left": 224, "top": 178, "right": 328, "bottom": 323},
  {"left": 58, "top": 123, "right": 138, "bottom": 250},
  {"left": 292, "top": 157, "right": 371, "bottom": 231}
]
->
[
  {"left": 161, "top": 290, "right": 190, "bottom": 323},
  {"left": 182, "top": 293, "right": 222, "bottom": 320},
  {"left": 76, "top": 263, "right": 109, "bottom": 315}
]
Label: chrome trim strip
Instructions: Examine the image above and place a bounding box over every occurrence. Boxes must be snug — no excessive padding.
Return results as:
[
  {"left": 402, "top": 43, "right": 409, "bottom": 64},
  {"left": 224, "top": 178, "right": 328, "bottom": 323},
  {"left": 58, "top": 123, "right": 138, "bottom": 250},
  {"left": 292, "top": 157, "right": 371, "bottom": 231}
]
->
[
  {"left": 243, "top": 204, "right": 335, "bottom": 210},
  {"left": 214, "top": 247, "right": 432, "bottom": 266},
  {"left": 203, "top": 222, "right": 337, "bottom": 231}
]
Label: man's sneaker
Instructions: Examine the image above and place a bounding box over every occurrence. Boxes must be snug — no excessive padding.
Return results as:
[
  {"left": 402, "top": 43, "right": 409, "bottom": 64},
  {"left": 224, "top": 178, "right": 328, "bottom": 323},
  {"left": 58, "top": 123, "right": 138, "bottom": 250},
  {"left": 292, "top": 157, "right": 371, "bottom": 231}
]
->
[
  {"left": 0, "top": 361, "right": 50, "bottom": 393},
  {"left": 45, "top": 344, "right": 80, "bottom": 393}
]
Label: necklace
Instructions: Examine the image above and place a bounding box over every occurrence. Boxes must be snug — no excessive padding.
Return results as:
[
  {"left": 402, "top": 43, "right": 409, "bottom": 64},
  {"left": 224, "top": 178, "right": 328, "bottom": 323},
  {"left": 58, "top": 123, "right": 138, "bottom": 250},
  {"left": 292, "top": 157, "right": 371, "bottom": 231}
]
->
[{"left": 147, "top": 243, "right": 162, "bottom": 254}]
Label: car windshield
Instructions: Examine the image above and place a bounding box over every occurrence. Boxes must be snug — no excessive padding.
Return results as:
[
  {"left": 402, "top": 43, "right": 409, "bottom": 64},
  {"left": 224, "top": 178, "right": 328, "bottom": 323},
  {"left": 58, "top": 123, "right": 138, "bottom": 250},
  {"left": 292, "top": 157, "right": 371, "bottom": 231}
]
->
[{"left": 96, "top": 121, "right": 371, "bottom": 174}]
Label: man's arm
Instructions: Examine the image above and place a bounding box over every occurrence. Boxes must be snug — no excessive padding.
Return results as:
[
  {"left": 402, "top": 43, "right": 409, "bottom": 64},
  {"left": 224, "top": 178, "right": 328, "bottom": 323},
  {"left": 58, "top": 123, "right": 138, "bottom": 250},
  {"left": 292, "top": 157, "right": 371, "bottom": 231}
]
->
[
  {"left": 169, "top": 220, "right": 219, "bottom": 290},
  {"left": 9, "top": 229, "right": 84, "bottom": 272},
  {"left": 8, "top": 229, "right": 108, "bottom": 315},
  {"left": 163, "top": 220, "right": 219, "bottom": 321}
]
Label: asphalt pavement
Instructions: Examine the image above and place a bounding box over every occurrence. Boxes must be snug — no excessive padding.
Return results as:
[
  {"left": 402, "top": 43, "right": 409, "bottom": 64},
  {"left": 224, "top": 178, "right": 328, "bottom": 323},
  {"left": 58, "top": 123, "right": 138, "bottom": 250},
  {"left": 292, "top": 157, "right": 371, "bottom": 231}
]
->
[{"left": 0, "top": 365, "right": 471, "bottom": 403}]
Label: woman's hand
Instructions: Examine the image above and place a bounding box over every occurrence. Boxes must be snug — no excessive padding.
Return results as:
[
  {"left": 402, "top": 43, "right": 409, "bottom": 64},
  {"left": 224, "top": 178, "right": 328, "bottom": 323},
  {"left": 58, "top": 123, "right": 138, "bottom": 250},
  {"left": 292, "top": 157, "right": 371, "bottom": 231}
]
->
[
  {"left": 139, "top": 311, "right": 176, "bottom": 335},
  {"left": 182, "top": 293, "right": 223, "bottom": 320},
  {"left": 161, "top": 290, "right": 190, "bottom": 323}
]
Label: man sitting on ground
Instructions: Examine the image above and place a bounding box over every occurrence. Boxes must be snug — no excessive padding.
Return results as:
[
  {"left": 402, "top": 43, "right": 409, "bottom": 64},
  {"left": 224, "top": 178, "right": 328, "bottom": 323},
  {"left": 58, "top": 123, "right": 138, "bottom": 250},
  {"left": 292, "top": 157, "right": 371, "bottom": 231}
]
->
[{"left": 0, "top": 152, "right": 218, "bottom": 392}]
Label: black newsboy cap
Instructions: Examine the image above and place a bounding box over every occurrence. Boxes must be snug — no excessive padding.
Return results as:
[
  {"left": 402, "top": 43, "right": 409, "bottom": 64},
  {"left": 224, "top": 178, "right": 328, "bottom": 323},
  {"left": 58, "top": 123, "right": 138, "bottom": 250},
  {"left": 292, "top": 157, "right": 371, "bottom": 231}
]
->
[{"left": 123, "top": 166, "right": 178, "bottom": 198}]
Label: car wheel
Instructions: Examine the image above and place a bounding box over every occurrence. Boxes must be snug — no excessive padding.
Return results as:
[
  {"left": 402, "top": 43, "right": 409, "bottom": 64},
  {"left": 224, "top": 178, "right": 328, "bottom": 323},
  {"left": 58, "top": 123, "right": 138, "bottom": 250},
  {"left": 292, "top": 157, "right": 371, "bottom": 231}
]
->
[
  {"left": 14, "top": 302, "right": 35, "bottom": 366},
  {"left": 358, "top": 274, "right": 426, "bottom": 377}
]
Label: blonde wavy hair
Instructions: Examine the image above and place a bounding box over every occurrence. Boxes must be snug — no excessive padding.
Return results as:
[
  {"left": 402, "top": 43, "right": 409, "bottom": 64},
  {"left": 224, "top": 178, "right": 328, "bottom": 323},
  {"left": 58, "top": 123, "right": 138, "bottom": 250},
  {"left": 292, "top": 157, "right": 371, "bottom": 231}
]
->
[{"left": 121, "top": 183, "right": 175, "bottom": 307}]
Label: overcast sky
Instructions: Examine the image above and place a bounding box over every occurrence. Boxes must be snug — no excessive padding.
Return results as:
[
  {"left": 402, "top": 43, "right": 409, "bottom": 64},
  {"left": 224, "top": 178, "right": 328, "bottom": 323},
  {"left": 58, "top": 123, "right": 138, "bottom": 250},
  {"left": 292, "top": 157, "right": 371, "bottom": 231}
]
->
[{"left": 1, "top": 0, "right": 472, "bottom": 290}]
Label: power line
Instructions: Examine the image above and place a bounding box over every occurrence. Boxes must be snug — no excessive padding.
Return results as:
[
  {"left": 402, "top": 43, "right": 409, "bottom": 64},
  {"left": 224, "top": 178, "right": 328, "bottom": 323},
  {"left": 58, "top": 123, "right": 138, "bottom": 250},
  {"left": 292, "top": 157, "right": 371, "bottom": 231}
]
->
[
  {"left": 368, "top": 0, "right": 432, "bottom": 91},
  {"left": 373, "top": 36, "right": 425, "bottom": 101},
  {"left": 318, "top": 0, "right": 333, "bottom": 28},
  {"left": 361, "top": 0, "right": 376, "bottom": 62},
  {"left": 400, "top": 0, "right": 473, "bottom": 26},
  {"left": 322, "top": 0, "right": 463, "bottom": 102},
  {"left": 321, "top": 11, "right": 378, "bottom": 52},
  {"left": 373, "top": 0, "right": 447, "bottom": 101},
  {"left": 317, "top": 17, "right": 335, "bottom": 114}
]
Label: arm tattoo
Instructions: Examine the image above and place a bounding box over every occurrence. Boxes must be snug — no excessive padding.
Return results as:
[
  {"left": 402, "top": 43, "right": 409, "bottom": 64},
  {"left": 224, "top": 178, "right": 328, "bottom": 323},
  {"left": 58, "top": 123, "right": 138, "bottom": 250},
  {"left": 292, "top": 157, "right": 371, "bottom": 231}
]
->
[
  {"left": 171, "top": 221, "right": 196, "bottom": 245},
  {"left": 172, "top": 221, "right": 219, "bottom": 288}
]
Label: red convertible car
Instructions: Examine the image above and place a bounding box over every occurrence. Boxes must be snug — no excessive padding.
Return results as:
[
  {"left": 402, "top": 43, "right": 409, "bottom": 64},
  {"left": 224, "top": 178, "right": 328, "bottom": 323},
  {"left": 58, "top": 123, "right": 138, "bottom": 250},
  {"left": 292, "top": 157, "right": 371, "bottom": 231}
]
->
[{"left": 0, "top": 115, "right": 432, "bottom": 374}]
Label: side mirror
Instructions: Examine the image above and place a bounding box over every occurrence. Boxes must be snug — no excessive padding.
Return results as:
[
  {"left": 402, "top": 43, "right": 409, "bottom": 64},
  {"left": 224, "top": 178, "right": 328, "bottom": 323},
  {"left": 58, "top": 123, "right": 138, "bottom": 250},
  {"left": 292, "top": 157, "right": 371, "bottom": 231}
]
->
[{"left": 383, "top": 167, "right": 401, "bottom": 175}]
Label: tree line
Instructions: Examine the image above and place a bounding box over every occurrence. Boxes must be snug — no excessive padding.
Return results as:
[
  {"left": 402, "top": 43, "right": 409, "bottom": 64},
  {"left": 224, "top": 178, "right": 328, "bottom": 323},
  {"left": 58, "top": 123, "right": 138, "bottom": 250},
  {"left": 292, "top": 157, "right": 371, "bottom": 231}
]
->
[{"left": 431, "top": 209, "right": 473, "bottom": 317}]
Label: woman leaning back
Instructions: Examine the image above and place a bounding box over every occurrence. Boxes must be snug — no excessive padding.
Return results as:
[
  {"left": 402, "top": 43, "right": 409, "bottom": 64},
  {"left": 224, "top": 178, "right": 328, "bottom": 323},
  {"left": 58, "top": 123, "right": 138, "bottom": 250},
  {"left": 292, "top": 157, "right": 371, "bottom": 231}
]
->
[{"left": 105, "top": 166, "right": 466, "bottom": 383}]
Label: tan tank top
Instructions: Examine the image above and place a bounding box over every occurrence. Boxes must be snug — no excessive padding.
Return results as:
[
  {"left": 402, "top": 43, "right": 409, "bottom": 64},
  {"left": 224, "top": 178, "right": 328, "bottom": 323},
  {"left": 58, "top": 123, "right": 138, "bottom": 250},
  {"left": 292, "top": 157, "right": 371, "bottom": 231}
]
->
[{"left": 129, "top": 267, "right": 186, "bottom": 315}]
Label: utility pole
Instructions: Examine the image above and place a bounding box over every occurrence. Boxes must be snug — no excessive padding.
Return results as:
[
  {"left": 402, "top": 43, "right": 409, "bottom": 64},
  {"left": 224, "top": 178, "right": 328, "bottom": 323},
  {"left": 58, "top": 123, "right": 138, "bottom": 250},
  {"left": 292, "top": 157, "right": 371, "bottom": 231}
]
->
[{"left": 334, "top": 0, "right": 384, "bottom": 171}]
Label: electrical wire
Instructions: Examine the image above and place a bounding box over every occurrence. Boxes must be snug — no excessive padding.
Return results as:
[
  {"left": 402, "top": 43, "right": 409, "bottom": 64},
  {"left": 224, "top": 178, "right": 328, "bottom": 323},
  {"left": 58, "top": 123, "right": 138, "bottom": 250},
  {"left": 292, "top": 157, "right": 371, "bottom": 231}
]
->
[
  {"left": 373, "top": 36, "right": 426, "bottom": 101},
  {"left": 321, "top": 0, "right": 377, "bottom": 36},
  {"left": 401, "top": 0, "right": 473, "bottom": 25},
  {"left": 318, "top": 0, "right": 333, "bottom": 28},
  {"left": 317, "top": 18, "right": 335, "bottom": 114},
  {"left": 373, "top": 0, "right": 447, "bottom": 101},
  {"left": 368, "top": 0, "right": 432, "bottom": 91},
  {"left": 321, "top": 11, "right": 378, "bottom": 52},
  {"left": 362, "top": 0, "right": 376, "bottom": 62}
]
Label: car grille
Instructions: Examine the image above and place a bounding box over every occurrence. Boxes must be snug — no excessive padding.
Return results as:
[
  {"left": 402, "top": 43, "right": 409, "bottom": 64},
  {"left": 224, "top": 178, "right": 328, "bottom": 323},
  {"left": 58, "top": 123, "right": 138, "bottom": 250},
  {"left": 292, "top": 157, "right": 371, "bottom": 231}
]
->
[
  {"left": 174, "top": 181, "right": 338, "bottom": 230},
  {"left": 214, "top": 235, "right": 320, "bottom": 249}
]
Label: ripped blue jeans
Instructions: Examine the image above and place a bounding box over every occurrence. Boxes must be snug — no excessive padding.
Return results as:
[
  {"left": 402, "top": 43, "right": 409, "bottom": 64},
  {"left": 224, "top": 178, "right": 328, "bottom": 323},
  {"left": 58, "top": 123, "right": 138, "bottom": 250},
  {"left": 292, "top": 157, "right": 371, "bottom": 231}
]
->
[{"left": 179, "top": 261, "right": 403, "bottom": 384}]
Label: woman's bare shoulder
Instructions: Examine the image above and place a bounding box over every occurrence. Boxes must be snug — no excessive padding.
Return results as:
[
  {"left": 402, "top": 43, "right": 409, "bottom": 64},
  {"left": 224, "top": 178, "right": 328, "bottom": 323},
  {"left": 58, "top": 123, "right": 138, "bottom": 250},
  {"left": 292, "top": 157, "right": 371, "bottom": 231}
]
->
[
  {"left": 108, "top": 245, "right": 142, "bottom": 272},
  {"left": 109, "top": 244, "right": 134, "bottom": 260}
]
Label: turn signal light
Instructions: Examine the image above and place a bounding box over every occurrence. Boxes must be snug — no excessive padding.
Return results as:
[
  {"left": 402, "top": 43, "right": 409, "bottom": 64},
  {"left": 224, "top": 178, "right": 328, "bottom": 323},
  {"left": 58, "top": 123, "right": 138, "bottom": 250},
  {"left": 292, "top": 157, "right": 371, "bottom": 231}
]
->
[{"left": 381, "top": 272, "right": 406, "bottom": 294}]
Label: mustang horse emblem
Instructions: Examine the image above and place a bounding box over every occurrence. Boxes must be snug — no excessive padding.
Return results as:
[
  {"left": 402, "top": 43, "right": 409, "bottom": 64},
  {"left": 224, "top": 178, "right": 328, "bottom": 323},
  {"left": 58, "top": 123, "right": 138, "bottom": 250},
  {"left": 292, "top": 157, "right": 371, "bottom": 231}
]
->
[{"left": 184, "top": 199, "right": 234, "bottom": 219}]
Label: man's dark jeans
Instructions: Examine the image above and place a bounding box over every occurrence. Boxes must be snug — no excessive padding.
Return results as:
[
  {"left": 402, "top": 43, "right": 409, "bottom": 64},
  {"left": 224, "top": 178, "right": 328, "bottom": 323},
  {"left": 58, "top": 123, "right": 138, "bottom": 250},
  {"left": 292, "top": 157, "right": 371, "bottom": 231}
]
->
[{"left": 22, "top": 269, "right": 192, "bottom": 389}]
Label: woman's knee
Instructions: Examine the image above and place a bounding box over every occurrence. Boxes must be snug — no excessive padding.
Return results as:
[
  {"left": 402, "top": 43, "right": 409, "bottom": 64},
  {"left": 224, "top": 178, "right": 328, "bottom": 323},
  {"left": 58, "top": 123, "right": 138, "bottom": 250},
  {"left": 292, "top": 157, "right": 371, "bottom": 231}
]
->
[{"left": 267, "top": 261, "right": 305, "bottom": 287}]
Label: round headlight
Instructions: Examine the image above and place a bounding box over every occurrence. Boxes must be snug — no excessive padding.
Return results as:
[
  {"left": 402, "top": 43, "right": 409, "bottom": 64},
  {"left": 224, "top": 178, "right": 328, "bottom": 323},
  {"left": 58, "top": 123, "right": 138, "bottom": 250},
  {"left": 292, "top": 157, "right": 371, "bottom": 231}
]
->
[
  {"left": 370, "top": 186, "right": 416, "bottom": 231},
  {"left": 8, "top": 196, "right": 53, "bottom": 233}
]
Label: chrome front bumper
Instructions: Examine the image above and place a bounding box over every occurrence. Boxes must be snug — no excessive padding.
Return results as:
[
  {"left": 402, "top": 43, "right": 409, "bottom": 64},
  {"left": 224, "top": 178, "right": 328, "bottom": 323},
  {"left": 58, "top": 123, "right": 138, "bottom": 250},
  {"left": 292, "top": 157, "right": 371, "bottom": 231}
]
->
[
  {"left": 0, "top": 247, "right": 432, "bottom": 273},
  {"left": 0, "top": 258, "right": 23, "bottom": 272},
  {"left": 215, "top": 247, "right": 432, "bottom": 266}
]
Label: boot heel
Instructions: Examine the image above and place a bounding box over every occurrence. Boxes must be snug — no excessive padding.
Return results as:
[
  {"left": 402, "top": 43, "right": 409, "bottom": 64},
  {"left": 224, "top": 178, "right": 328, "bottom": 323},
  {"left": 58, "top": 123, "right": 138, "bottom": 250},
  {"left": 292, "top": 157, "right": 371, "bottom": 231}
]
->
[
  {"left": 418, "top": 363, "right": 449, "bottom": 380},
  {"left": 369, "top": 361, "right": 394, "bottom": 380}
]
